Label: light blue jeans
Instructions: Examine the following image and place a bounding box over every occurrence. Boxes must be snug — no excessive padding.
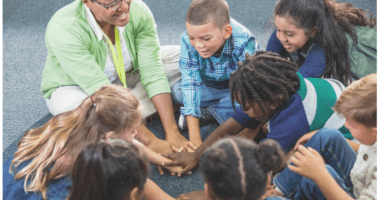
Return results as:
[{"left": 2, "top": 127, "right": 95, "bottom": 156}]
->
[
  {"left": 273, "top": 128, "right": 356, "bottom": 200},
  {"left": 171, "top": 79, "right": 238, "bottom": 124}
]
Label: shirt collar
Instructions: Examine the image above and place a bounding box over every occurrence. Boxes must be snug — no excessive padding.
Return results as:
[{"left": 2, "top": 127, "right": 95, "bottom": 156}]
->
[{"left": 84, "top": 5, "right": 126, "bottom": 41}]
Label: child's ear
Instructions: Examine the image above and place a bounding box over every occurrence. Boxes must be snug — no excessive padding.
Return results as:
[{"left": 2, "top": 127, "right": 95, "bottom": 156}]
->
[
  {"left": 129, "top": 187, "right": 140, "bottom": 200},
  {"left": 310, "top": 27, "right": 317, "bottom": 38},
  {"left": 105, "top": 131, "right": 116, "bottom": 140},
  {"left": 204, "top": 183, "right": 210, "bottom": 198},
  {"left": 224, "top": 24, "right": 233, "bottom": 39},
  {"left": 267, "top": 101, "right": 278, "bottom": 111}
]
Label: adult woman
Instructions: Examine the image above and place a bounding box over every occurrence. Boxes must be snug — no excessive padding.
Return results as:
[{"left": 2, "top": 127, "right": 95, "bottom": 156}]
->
[{"left": 41, "top": 0, "right": 195, "bottom": 153}]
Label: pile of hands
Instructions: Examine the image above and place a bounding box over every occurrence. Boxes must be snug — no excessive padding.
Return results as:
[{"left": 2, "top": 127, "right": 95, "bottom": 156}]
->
[{"left": 153, "top": 128, "right": 328, "bottom": 199}]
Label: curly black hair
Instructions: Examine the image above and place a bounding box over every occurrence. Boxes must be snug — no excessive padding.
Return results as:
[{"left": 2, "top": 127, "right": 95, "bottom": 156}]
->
[{"left": 230, "top": 51, "right": 300, "bottom": 122}]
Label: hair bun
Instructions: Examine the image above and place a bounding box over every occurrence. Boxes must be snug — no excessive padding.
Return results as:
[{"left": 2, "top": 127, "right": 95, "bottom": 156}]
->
[{"left": 257, "top": 139, "right": 285, "bottom": 172}]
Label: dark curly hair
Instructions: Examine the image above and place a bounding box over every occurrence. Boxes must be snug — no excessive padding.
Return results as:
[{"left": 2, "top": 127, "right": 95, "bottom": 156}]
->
[
  {"left": 68, "top": 139, "right": 150, "bottom": 200},
  {"left": 275, "top": 0, "right": 376, "bottom": 85},
  {"left": 230, "top": 51, "right": 300, "bottom": 122},
  {"left": 199, "top": 136, "right": 285, "bottom": 200}
]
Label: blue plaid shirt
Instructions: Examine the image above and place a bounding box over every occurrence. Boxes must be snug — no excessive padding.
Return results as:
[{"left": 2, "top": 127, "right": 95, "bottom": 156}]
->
[{"left": 179, "top": 19, "right": 257, "bottom": 117}]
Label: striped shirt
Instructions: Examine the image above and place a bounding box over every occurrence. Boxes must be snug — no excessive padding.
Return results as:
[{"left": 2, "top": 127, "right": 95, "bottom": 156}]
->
[
  {"left": 179, "top": 19, "right": 257, "bottom": 117},
  {"left": 267, "top": 73, "right": 351, "bottom": 152}
]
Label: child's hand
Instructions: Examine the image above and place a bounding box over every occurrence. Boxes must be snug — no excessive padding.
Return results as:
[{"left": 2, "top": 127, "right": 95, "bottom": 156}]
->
[
  {"left": 167, "top": 133, "right": 197, "bottom": 153},
  {"left": 262, "top": 187, "right": 284, "bottom": 199},
  {"left": 158, "top": 164, "right": 191, "bottom": 176},
  {"left": 288, "top": 145, "right": 328, "bottom": 181},
  {"left": 150, "top": 138, "right": 175, "bottom": 155},
  {"left": 176, "top": 190, "right": 209, "bottom": 200},
  {"left": 294, "top": 130, "right": 318, "bottom": 150},
  {"left": 161, "top": 151, "right": 199, "bottom": 177}
]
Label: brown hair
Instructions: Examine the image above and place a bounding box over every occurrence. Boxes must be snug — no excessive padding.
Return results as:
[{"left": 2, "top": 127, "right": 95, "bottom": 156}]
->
[
  {"left": 334, "top": 74, "right": 377, "bottom": 128},
  {"left": 10, "top": 85, "right": 142, "bottom": 199},
  {"left": 186, "top": 0, "right": 230, "bottom": 30}
]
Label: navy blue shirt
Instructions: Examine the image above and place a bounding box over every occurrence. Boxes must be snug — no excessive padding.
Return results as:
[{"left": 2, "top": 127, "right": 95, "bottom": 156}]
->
[{"left": 266, "top": 30, "right": 326, "bottom": 78}]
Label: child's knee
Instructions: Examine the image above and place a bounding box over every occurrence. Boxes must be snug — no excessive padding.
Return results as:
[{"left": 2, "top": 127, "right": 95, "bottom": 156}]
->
[
  {"left": 314, "top": 127, "right": 345, "bottom": 141},
  {"left": 170, "top": 81, "right": 183, "bottom": 105}
]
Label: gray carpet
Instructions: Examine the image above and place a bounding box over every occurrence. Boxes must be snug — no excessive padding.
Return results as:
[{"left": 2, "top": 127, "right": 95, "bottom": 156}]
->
[{"left": 3, "top": 0, "right": 376, "bottom": 198}]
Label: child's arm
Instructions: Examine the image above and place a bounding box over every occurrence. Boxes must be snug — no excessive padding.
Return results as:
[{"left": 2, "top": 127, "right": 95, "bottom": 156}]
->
[
  {"left": 178, "top": 34, "right": 203, "bottom": 149},
  {"left": 143, "top": 179, "right": 175, "bottom": 200},
  {"left": 186, "top": 116, "right": 202, "bottom": 147},
  {"left": 288, "top": 145, "right": 354, "bottom": 200},
  {"left": 132, "top": 139, "right": 183, "bottom": 175}
]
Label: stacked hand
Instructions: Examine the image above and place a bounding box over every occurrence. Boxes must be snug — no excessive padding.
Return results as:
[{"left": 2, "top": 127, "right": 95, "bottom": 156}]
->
[
  {"left": 161, "top": 151, "right": 199, "bottom": 177},
  {"left": 167, "top": 133, "right": 197, "bottom": 153},
  {"left": 158, "top": 146, "right": 194, "bottom": 176},
  {"left": 176, "top": 190, "right": 209, "bottom": 200}
]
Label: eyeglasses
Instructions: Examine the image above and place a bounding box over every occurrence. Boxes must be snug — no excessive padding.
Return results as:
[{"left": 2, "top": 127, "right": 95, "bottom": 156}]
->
[{"left": 92, "top": 0, "right": 132, "bottom": 11}]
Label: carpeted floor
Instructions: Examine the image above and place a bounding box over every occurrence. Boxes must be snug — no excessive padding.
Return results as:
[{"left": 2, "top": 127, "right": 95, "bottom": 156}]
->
[{"left": 3, "top": 0, "right": 377, "bottom": 198}]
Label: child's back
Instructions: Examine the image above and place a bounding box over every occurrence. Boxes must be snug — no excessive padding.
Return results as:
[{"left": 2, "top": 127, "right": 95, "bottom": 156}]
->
[{"left": 230, "top": 51, "right": 351, "bottom": 152}]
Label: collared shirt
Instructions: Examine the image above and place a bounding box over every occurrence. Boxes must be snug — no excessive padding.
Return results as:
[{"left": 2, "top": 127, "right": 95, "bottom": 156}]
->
[
  {"left": 84, "top": 5, "right": 133, "bottom": 83},
  {"left": 179, "top": 19, "right": 257, "bottom": 117}
]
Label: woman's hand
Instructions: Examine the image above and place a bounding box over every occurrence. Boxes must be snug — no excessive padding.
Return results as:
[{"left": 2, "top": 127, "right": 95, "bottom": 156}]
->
[
  {"left": 294, "top": 130, "right": 318, "bottom": 150},
  {"left": 161, "top": 151, "right": 199, "bottom": 177},
  {"left": 176, "top": 191, "right": 208, "bottom": 200},
  {"left": 166, "top": 133, "right": 197, "bottom": 153},
  {"left": 149, "top": 138, "right": 175, "bottom": 155},
  {"left": 288, "top": 145, "right": 327, "bottom": 181}
]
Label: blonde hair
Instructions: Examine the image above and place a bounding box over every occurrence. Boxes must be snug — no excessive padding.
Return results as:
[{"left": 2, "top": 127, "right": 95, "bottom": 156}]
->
[
  {"left": 10, "top": 85, "right": 141, "bottom": 199},
  {"left": 334, "top": 74, "right": 377, "bottom": 128}
]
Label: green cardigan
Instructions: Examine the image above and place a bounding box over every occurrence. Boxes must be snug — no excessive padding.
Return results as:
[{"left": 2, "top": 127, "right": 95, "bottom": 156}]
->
[{"left": 41, "top": 0, "right": 170, "bottom": 99}]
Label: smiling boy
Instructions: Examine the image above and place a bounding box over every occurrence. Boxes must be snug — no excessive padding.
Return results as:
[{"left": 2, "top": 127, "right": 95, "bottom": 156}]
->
[{"left": 170, "top": 0, "right": 258, "bottom": 147}]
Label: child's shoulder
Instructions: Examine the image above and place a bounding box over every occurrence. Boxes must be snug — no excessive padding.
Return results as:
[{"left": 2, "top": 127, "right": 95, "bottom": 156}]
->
[{"left": 230, "top": 18, "right": 255, "bottom": 50}]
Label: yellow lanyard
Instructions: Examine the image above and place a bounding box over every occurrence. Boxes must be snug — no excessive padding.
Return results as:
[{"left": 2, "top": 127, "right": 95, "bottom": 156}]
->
[{"left": 105, "top": 27, "right": 127, "bottom": 88}]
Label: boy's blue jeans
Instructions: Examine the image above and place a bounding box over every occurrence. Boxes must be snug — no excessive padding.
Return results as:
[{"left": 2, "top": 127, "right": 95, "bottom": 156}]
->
[
  {"left": 171, "top": 79, "right": 239, "bottom": 124},
  {"left": 273, "top": 128, "right": 357, "bottom": 200}
]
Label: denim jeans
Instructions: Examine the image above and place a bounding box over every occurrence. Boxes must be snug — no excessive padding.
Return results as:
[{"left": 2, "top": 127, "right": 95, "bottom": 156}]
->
[
  {"left": 171, "top": 79, "right": 239, "bottom": 124},
  {"left": 273, "top": 127, "right": 356, "bottom": 200}
]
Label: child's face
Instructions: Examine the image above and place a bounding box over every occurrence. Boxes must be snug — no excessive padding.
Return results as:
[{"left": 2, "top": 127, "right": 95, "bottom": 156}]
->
[
  {"left": 120, "top": 124, "right": 139, "bottom": 142},
  {"left": 186, "top": 22, "right": 230, "bottom": 58},
  {"left": 344, "top": 117, "right": 377, "bottom": 146},
  {"left": 274, "top": 15, "right": 315, "bottom": 53},
  {"left": 235, "top": 93, "right": 265, "bottom": 122}
]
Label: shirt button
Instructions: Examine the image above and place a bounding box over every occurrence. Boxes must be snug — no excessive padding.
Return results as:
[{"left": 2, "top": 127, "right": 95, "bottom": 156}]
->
[{"left": 363, "top": 154, "right": 368, "bottom": 161}]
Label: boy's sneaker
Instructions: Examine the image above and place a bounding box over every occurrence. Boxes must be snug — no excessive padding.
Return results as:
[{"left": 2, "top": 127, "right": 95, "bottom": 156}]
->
[{"left": 178, "top": 108, "right": 217, "bottom": 130}]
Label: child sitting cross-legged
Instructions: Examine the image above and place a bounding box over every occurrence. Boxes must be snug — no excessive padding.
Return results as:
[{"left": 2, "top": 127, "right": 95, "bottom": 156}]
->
[
  {"left": 170, "top": 0, "right": 259, "bottom": 147},
  {"left": 162, "top": 51, "right": 352, "bottom": 176},
  {"left": 269, "top": 74, "right": 377, "bottom": 200}
]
